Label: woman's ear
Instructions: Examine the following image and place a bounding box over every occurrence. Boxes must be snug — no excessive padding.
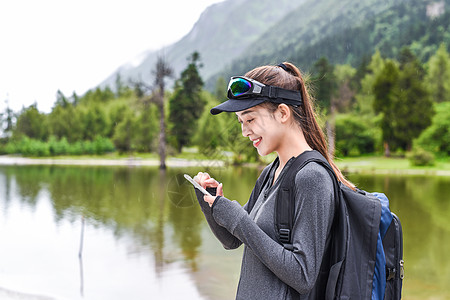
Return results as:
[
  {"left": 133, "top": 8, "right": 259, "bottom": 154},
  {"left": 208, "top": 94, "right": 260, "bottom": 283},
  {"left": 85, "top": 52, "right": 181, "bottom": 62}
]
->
[{"left": 276, "top": 104, "right": 291, "bottom": 123}]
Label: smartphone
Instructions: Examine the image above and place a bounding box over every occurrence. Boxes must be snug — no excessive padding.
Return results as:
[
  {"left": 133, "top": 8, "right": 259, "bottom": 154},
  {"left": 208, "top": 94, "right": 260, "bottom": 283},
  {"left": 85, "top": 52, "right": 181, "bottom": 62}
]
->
[{"left": 184, "top": 174, "right": 213, "bottom": 197}]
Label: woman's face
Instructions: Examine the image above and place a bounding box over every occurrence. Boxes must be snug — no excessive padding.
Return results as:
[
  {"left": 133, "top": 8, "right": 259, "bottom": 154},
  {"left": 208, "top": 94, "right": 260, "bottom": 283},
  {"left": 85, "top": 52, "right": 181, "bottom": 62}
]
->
[{"left": 235, "top": 105, "right": 284, "bottom": 156}]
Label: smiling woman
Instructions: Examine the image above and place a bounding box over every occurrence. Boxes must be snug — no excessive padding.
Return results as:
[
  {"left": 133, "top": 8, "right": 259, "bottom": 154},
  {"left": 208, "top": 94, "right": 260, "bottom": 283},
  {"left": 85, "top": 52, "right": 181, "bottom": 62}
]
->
[{"left": 193, "top": 62, "right": 355, "bottom": 299}]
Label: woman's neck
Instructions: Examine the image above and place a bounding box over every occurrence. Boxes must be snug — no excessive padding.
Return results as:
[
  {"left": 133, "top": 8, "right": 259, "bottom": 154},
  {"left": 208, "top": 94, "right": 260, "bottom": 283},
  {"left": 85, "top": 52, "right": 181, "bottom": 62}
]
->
[{"left": 276, "top": 127, "right": 312, "bottom": 169}]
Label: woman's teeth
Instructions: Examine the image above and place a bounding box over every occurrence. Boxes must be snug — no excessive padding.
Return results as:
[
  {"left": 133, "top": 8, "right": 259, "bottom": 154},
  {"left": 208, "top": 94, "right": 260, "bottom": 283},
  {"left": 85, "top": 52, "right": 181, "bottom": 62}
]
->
[{"left": 253, "top": 138, "right": 261, "bottom": 146}]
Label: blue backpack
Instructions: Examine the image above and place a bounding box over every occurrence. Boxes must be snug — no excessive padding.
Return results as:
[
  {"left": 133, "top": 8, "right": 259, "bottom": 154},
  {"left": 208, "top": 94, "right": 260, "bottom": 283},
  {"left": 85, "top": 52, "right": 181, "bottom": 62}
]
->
[{"left": 247, "top": 150, "right": 404, "bottom": 299}]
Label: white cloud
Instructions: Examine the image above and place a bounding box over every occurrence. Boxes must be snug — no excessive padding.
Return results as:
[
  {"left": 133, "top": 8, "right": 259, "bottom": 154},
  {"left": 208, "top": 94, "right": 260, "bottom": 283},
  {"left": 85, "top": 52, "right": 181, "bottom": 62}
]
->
[{"left": 0, "top": 0, "right": 223, "bottom": 113}]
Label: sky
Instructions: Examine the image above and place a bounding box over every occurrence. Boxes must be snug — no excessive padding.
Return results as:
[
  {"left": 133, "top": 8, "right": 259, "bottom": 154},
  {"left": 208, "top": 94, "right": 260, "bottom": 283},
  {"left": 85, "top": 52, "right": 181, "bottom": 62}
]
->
[{"left": 0, "top": 0, "right": 224, "bottom": 113}]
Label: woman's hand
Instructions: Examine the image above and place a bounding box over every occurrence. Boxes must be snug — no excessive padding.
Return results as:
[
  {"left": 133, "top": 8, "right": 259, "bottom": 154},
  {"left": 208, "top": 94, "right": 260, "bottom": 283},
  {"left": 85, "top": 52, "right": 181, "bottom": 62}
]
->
[{"left": 194, "top": 172, "right": 224, "bottom": 207}]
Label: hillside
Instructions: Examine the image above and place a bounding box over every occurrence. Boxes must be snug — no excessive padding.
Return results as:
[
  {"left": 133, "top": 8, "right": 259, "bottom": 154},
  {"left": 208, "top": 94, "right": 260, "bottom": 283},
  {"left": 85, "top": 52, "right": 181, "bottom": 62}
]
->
[
  {"left": 208, "top": 0, "right": 450, "bottom": 87},
  {"left": 100, "top": 0, "right": 304, "bottom": 89},
  {"left": 100, "top": 0, "right": 450, "bottom": 93}
]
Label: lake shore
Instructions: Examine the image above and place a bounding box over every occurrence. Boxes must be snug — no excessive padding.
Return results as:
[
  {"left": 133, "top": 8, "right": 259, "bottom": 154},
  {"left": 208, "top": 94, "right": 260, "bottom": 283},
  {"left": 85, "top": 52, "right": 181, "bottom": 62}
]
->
[
  {"left": 0, "top": 155, "right": 225, "bottom": 168},
  {"left": 0, "top": 155, "right": 448, "bottom": 176}
]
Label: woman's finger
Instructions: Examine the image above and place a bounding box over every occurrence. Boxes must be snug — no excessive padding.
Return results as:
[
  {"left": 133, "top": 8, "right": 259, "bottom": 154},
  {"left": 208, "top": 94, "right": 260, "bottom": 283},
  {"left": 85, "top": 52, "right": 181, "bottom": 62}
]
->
[
  {"left": 194, "top": 172, "right": 211, "bottom": 187},
  {"left": 217, "top": 183, "right": 224, "bottom": 196},
  {"left": 204, "top": 178, "right": 219, "bottom": 187},
  {"left": 203, "top": 195, "right": 215, "bottom": 207}
]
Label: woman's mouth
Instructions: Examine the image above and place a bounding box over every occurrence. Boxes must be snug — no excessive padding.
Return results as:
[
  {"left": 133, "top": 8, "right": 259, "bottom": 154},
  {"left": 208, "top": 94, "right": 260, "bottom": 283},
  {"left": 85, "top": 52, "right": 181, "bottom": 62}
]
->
[{"left": 252, "top": 137, "right": 262, "bottom": 148}]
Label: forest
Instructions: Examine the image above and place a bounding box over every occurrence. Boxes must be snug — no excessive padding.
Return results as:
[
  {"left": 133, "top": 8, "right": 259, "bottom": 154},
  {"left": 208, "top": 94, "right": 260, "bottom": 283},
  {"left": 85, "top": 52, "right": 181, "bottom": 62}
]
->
[{"left": 0, "top": 44, "right": 449, "bottom": 167}]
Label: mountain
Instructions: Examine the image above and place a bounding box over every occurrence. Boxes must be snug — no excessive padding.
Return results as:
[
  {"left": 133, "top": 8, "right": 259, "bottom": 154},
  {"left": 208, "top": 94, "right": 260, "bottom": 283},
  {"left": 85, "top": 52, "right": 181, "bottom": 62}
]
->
[
  {"left": 209, "top": 0, "right": 450, "bottom": 87},
  {"left": 100, "top": 0, "right": 304, "bottom": 90},
  {"left": 100, "top": 0, "right": 449, "bottom": 92}
]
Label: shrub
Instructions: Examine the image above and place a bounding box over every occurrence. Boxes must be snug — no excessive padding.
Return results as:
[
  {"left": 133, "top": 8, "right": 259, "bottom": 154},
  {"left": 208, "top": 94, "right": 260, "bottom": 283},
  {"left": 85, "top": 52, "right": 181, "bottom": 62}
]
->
[
  {"left": 48, "top": 136, "right": 70, "bottom": 155},
  {"left": 93, "top": 136, "right": 115, "bottom": 154},
  {"left": 408, "top": 148, "right": 435, "bottom": 166},
  {"left": 335, "top": 115, "right": 377, "bottom": 157},
  {"left": 68, "top": 141, "right": 84, "bottom": 155},
  {"left": 414, "top": 102, "right": 450, "bottom": 156},
  {"left": 2, "top": 136, "right": 115, "bottom": 156}
]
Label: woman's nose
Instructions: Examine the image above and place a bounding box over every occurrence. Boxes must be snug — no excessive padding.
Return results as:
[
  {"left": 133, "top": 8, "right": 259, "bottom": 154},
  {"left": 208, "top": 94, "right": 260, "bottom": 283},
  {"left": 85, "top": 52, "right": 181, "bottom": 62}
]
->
[{"left": 241, "top": 123, "right": 250, "bottom": 137}]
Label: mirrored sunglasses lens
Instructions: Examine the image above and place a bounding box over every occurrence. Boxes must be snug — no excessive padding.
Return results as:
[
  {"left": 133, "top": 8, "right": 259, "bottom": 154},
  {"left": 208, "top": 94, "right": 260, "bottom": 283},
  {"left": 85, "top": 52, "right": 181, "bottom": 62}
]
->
[{"left": 230, "top": 78, "right": 251, "bottom": 96}]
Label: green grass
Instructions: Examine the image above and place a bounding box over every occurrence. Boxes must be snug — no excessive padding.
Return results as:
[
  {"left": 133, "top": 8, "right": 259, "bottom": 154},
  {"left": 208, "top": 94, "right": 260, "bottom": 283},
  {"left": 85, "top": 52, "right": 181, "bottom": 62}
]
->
[
  {"left": 335, "top": 155, "right": 450, "bottom": 174},
  {"left": 7, "top": 148, "right": 450, "bottom": 174}
]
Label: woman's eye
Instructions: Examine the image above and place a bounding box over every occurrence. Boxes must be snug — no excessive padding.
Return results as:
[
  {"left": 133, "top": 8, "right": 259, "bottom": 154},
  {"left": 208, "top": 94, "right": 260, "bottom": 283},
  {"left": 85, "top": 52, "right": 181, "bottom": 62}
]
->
[{"left": 247, "top": 119, "right": 254, "bottom": 124}]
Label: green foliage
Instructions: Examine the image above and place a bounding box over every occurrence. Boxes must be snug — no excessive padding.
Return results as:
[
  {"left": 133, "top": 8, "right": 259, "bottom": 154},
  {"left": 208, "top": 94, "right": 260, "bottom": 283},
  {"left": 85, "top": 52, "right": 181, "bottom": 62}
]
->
[
  {"left": 312, "top": 57, "right": 336, "bottom": 111},
  {"left": 48, "top": 136, "right": 70, "bottom": 155},
  {"left": 4, "top": 136, "right": 115, "bottom": 157},
  {"left": 214, "top": 76, "right": 227, "bottom": 101},
  {"left": 92, "top": 136, "right": 115, "bottom": 154},
  {"left": 373, "top": 59, "right": 399, "bottom": 152},
  {"left": 79, "top": 104, "right": 109, "bottom": 140},
  {"left": 5, "top": 0, "right": 449, "bottom": 161},
  {"left": 14, "top": 104, "right": 49, "bottom": 141},
  {"left": 408, "top": 148, "right": 435, "bottom": 167},
  {"left": 7, "top": 137, "right": 50, "bottom": 157},
  {"left": 414, "top": 102, "right": 450, "bottom": 156},
  {"left": 114, "top": 73, "right": 133, "bottom": 98},
  {"left": 214, "top": 0, "right": 449, "bottom": 89},
  {"left": 134, "top": 104, "right": 159, "bottom": 153},
  {"left": 426, "top": 43, "right": 450, "bottom": 103},
  {"left": 333, "top": 64, "right": 357, "bottom": 112},
  {"left": 47, "top": 103, "right": 83, "bottom": 142},
  {"left": 80, "top": 87, "right": 116, "bottom": 104},
  {"left": 373, "top": 49, "right": 434, "bottom": 153},
  {"left": 112, "top": 110, "right": 139, "bottom": 153},
  {"left": 395, "top": 48, "right": 434, "bottom": 150},
  {"left": 355, "top": 50, "right": 385, "bottom": 115},
  {"left": 169, "top": 52, "right": 206, "bottom": 152},
  {"left": 0, "top": 104, "right": 15, "bottom": 135},
  {"left": 192, "top": 92, "right": 223, "bottom": 153},
  {"left": 335, "top": 114, "right": 377, "bottom": 157},
  {"left": 55, "top": 90, "right": 69, "bottom": 108}
]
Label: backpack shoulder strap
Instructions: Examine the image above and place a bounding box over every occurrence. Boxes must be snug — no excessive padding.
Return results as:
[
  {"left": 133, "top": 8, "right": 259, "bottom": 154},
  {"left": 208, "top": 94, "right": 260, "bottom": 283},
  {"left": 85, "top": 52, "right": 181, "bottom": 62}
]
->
[{"left": 276, "top": 150, "right": 339, "bottom": 250}]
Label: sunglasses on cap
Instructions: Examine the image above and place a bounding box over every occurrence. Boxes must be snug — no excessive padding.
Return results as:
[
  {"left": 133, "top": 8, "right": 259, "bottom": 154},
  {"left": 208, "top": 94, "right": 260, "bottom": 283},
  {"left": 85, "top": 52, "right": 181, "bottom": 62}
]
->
[{"left": 227, "top": 76, "right": 303, "bottom": 106}]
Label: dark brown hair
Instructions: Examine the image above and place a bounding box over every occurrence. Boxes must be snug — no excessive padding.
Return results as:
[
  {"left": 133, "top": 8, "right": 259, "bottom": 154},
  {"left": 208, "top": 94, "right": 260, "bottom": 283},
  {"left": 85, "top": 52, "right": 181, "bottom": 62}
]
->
[{"left": 245, "top": 62, "right": 355, "bottom": 189}]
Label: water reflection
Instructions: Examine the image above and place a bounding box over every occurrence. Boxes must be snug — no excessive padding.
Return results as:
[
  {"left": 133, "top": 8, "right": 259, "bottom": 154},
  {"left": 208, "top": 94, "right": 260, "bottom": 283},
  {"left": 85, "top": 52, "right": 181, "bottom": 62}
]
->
[{"left": 0, "top": 166, "right": 448, "bottom": 299}]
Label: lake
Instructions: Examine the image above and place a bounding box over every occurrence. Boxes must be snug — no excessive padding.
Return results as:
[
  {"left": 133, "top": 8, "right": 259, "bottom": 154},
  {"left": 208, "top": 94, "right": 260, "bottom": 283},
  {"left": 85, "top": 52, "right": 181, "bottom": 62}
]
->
[{"left": 0, "top": 164, "right": 449, "bottom": 300}]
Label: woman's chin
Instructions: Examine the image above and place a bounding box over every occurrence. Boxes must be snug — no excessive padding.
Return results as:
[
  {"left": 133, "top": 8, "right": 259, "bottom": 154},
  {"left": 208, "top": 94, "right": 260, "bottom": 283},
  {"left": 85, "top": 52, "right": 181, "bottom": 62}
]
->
[{"left": 257, "top": 148, "right": 269, "bottom": 156}]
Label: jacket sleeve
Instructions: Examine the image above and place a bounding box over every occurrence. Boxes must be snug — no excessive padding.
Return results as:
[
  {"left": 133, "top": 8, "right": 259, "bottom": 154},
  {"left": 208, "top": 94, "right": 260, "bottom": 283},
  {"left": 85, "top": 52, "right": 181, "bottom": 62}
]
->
[
  {"left": 194, "top": 164, "right": 271, "bottom": 250},
  {"left": 210, "top": 164, "right": 335, "bottom": 294},
  {"left": 195, "top": 187, "right": 244, "bottom": 250}
]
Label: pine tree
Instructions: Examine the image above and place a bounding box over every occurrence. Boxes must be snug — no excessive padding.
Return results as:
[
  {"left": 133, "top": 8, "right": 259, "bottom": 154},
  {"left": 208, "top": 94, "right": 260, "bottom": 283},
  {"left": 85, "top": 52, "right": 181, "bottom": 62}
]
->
[
  {"left": 395, "top": 48, "right": 433, "bottom": 151},
  {"left": 373, "top": 48, "right": 434, "bottom": 154},
  {"left": 373, "top": 59, "right": 399, "bottom": 156},
  {"left": 14, "top": 104, "right": 49, "bottom": 140},
  {"left": 355, "top": 50, "right": 386, "bottom": 116},
  {"left": 169, "top": 52, "right": 206, "bottom": 153},
  {"left": 312, "top": 57, "right": 337, "bottom": 111},
  {"left": 312, "top": 57, "right": 337, "bottom": 156},
  {"left": 0, "top": 102, "right": 15, "bottom": 137},
  {"left": 426, "top": 43, "right": 450, "bottom": 103}
]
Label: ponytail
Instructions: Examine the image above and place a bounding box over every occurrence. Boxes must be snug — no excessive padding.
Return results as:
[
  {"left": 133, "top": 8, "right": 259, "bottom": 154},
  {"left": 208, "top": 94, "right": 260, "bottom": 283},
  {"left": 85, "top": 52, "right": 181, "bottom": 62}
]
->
[{"left": 245, "top": 62, "right": 355, "bottom": 190}]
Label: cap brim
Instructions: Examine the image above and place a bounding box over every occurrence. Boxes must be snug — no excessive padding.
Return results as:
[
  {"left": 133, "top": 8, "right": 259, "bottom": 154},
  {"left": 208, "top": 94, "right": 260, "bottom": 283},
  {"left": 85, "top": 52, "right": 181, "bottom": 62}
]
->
[{"left": 210, "top": 99, "right": 266, "bottom": 115}]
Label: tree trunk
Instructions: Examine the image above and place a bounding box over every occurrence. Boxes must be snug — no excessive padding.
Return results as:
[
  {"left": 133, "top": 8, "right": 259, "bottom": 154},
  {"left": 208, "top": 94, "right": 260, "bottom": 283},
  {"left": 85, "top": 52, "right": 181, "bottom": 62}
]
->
[
  {"left": 384, "top": 142, "right": 390, "bottom": 157},
  {"left": 158, "top": 100, "right": 166, "bottom": 170},
  {"left": 153, "top": 56, "right": 172, "bottom": 169}
]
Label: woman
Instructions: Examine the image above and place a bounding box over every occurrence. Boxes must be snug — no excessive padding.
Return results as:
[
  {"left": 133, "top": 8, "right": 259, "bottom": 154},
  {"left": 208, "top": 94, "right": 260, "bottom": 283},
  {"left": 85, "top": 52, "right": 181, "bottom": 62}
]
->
[{"left": 194, "top": 62, "right": 354, "bottom": 299}]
